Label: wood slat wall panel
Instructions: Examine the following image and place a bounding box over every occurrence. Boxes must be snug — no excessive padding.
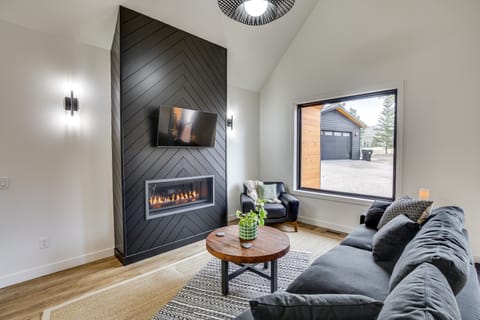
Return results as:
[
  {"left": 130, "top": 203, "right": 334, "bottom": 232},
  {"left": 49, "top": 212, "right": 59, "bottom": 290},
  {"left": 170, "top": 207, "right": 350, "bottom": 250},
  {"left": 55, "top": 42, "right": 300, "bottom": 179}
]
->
[{"left": 111, "top": 7, "right": 227, "bottom": 264}]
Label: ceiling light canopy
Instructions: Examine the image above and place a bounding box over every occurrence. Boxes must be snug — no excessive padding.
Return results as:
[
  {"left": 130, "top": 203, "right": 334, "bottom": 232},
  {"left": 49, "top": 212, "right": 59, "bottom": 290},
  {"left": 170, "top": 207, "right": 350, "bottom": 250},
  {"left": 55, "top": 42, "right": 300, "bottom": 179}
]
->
[{"left": 218, "top": 0, "right": 295, "bottom": 26}]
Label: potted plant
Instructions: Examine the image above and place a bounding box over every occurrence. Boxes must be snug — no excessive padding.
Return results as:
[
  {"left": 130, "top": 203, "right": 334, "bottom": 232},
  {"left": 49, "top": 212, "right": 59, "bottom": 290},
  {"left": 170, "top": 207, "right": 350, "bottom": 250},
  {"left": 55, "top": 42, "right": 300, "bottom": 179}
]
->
[{"left": 236, "top": 201, "right": 267, "bottom": 240}]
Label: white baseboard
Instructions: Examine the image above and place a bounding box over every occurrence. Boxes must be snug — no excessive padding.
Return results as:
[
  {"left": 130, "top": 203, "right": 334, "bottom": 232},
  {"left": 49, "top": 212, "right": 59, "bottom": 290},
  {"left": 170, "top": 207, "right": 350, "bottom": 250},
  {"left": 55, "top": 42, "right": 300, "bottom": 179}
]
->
[
  {"left": 298, "top": 216, "right": 354, "bottom": 234},
  {"left": 228, "top": 214, "right": 354, "bottom": 234},
  {"left": 0, "top": 248, "right": 114, "bottom": 289},
  {"left": 228, "top": 213, "right": 237, "bottom": 222}
]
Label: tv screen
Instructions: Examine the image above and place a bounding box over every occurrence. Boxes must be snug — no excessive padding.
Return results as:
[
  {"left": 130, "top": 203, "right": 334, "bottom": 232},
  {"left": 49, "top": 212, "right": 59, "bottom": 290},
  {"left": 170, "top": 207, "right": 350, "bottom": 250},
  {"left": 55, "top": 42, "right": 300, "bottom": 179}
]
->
[{"left": 156, "top": 106, "right": 217, "bottom": 147}]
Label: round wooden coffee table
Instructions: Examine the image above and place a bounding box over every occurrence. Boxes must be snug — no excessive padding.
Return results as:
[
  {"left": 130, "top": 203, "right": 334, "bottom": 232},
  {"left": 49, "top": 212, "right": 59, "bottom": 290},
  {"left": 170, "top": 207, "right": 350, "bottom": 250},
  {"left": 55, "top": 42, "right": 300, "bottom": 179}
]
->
[{"left": 206, "top": 225, "right": 290, "bottom": 295}]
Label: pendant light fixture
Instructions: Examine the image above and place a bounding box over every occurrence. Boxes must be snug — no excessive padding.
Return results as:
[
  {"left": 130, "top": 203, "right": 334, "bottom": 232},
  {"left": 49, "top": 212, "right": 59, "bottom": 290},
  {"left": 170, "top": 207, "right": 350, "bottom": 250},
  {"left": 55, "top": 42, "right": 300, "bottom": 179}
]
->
[
  {"left": 244, "top": 0, "right": 269, "bottom": 17},
  {"left": 218, "top": 0, "right": 295, "bottom": 26}
]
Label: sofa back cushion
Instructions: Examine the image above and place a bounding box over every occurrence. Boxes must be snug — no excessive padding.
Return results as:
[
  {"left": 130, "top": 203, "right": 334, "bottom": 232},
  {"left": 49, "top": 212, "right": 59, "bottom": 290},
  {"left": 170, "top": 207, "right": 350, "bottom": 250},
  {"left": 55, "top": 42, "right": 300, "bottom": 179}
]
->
[
  {"left": 456, "top": 264, "right": 480, "bottom": 320},
  {"left": 389, "top": 206, "right": 470, "bottom": 295},
  {"left": 378, "top": 263, "right": 461, "bottom": 320},
  {"left": 250, "top": 292, "right": 383, "bottom": 320},
  {"left": 372, "top": 214, "right": 419, "bottom": 264}
]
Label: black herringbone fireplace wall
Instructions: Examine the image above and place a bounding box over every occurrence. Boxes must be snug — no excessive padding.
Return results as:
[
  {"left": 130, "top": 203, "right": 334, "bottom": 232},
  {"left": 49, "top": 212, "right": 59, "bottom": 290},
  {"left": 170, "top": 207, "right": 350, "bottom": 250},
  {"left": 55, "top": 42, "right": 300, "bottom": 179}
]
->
[{"left": 111, "top": 7, "right": 227, "bottom": 264}]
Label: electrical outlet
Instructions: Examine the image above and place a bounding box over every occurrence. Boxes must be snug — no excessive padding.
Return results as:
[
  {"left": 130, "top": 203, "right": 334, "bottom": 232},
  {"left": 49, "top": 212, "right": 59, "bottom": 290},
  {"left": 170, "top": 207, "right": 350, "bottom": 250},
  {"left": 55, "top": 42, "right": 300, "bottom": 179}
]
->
[
  {"left": 0, "top": 177, "right": 8, "bottom": 190},
  {"left": 39, "top": 237, "right": 50, "bottom": 249}
]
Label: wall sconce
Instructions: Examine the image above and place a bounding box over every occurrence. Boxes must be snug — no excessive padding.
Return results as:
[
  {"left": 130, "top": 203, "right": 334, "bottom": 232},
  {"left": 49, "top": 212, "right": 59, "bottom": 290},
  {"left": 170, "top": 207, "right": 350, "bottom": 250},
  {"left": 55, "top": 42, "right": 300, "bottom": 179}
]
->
[
  {"left": 226, "top": 115, "right": 233, "bottom": 130},
  {"left": 418, "top": 188, "right": 430, "bottom": 200},
  {"left": 64, "top": 90, "right": 79, "bottom": 116}
]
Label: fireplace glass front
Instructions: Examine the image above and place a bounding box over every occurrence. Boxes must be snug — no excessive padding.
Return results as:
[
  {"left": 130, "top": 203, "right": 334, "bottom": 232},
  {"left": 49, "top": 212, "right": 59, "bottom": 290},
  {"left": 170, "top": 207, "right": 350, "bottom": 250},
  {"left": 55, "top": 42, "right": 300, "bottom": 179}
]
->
[{"left": 145, "top": 175, "right": 214, "bottom": 220}]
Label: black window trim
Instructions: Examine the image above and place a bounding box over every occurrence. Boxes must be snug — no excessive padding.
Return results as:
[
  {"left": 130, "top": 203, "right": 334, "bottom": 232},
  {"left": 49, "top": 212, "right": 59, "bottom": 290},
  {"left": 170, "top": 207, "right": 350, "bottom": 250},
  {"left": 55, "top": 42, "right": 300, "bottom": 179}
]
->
[{"left": 296, "top": 89, "right": 398, "bottom": 201}]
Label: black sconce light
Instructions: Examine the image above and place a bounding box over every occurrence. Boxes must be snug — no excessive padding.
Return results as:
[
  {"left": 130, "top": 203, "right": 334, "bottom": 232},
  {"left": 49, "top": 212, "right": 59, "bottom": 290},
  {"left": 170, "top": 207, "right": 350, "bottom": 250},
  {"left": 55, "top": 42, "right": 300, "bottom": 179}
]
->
[
  {"left": 226, "top": 115, "right": 233, "bottom": 130},
  {"left": 64, "top": 90, "right": 79, "bottom": 116}
]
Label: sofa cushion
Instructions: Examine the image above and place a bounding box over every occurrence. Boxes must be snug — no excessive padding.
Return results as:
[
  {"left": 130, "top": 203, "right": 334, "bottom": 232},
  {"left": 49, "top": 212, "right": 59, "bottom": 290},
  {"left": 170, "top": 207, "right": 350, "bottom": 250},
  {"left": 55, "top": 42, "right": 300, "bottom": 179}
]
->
[
  {"left": 235, "top": 309, "right": 254, "bottom": 320},
  {"left": 389, "top": 206, "right": 470, "bottom": 295},
  {"left": 456, "top": 264, "right": 480, "bottom": 320},
  {"left": 426, "top": 204, "right": 465, "bottom": 225},
  {"left": 372, "top": 214, "right": 419, "bottom": 263},
  {"left": 364, "top": 200, "right": 392, "bottom": 230},
  {"left": 340, "top": 224, "right": 376, "bottom": 251},
  {"left": 287, "top": 245, "right": 391, "bottom": 301},
  {"left": 378, "top": 263, "right": 461, "bottom": 320},
  {"left": 263, "top": 203, "right": 286, "bottom": 219},
  {"left": 249, "top": 292, "right": 383, "bottom": 320},
  {"left": 377, "top": 196, "right": 433, "bottom": 229}
]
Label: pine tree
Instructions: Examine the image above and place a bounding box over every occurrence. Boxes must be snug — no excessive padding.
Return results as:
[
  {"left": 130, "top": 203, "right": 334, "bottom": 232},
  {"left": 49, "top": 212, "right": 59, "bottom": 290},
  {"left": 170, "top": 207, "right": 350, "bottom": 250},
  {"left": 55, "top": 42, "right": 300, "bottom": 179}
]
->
[{"left": 372, "top": 95, "right": 395, "bottom": 154}]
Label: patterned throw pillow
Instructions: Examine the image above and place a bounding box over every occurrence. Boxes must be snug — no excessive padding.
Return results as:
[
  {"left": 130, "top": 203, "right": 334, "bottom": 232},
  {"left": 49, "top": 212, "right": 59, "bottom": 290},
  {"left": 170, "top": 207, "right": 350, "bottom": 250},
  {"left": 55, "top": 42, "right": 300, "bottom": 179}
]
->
[{"left": 377, "top": 196, "right": 433, "bottom": 229}]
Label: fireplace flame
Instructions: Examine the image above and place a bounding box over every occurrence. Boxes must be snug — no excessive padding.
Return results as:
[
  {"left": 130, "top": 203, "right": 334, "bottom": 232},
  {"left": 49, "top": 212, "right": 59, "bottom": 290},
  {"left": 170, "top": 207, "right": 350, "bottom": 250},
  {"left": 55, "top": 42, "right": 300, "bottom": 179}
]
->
[{"left": 149, "top": 190, "right": 200, "bottom": 209}]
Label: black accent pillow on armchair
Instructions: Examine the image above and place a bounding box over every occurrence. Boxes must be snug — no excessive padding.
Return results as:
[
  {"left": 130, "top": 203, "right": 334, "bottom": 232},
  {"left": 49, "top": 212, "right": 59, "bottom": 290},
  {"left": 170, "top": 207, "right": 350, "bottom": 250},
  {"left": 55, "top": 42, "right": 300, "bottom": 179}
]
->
[{"left": 364, "top": 200, "right": 392, "bottom": 230}]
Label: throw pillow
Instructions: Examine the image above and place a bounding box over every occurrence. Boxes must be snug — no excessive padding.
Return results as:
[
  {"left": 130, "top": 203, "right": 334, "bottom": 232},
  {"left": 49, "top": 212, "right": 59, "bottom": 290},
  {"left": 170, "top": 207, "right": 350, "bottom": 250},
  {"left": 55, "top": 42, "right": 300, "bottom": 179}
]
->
[
  {"left": 244, "top": 180, "right": 263, "bottom": 201},
  {"left": 250, "top": 292, "right": 383, "bottom": 320},
  {"left": 378, "top": 263, "right": 461, "bottom": 320},
  {"left": 377, "top": 196, "right": 433, "bottom": 229},
  {"left": 257, "top": 184, "right": 280, "bottom": 203},
  {"left": 372, "top": 214, "right": 419, "bottom": 264},
  {"left": 388, "top": 206, "right": 470, "bottom": 295},
  {"left": 364, "top": 200, "right": 392, "bottom": 229},
  {"left": 416, "top": 204, "right": 433, "bottom": 224}
]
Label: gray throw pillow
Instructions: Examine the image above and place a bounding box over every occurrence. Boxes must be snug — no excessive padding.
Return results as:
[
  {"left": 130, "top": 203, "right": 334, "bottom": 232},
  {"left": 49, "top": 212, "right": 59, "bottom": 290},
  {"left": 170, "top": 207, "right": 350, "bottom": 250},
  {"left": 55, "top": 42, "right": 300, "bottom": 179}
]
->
[
  {"left": 372, "top": 214, "right": 419, "bottom": 263},
  {"left": 257, "top": 184, "right": 280, "bottom": 203},
  {"left": 389, "top": 206, "right": 470, "bottom": 295},
  {"left": 378, "top": 263, "right": 461, "bottom": 320},
  {"left": 377, "top": 196, "right": 433, "bottom": 229},
  {"left": 250, "top": 292, "right": 383, "bottom": 320}
]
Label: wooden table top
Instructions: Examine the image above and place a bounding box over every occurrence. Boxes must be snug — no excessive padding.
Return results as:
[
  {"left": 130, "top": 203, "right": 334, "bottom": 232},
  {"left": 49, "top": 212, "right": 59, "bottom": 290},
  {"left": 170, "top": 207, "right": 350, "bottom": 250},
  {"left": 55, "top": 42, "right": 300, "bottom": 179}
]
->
[{"left": 206, "top": 225, "right": 290, "bottom": 264}]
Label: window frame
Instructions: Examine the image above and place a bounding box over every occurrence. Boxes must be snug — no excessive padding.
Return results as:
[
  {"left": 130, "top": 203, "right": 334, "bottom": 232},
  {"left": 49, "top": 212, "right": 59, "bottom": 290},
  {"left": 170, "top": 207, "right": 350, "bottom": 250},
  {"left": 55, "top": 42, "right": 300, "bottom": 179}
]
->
[{"left": 296, "top": 89, "right": 398, "bottom": 201}]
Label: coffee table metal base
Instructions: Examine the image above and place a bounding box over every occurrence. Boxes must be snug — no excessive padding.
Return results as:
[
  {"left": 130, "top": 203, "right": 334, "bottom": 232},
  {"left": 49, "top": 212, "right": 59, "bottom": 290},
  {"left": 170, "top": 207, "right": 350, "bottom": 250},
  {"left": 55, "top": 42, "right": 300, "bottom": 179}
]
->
[{"left": 221, "top": 260, "right": 278, "bottom": 295}]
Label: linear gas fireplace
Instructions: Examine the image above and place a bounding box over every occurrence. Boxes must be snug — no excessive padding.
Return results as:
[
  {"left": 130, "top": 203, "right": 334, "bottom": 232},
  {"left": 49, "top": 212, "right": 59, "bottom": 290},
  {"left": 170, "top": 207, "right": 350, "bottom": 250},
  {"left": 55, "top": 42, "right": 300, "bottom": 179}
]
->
[{"left": 145, "top": 175, "right": 215, "bottom": 220}]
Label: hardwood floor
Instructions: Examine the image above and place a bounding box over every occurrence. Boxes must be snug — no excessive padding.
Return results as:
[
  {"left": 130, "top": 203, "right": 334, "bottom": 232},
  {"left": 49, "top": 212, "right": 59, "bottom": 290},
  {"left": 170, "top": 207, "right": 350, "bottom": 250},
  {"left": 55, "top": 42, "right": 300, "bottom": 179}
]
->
[{"left": 0, "top": 222, "right": 345, "bottom": 320}]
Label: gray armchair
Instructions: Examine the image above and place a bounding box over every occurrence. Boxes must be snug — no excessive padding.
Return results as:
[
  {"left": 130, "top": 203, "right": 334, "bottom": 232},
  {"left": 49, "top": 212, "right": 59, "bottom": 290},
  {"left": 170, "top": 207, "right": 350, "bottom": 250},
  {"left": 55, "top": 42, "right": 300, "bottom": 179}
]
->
[{"left": 240, "top": 181, "right": 299, "bottom": 231}]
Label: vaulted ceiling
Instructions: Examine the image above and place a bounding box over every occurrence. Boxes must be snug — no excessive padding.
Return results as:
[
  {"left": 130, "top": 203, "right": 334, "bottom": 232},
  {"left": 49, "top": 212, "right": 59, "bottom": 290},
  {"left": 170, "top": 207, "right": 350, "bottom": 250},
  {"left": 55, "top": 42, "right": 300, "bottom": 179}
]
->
[{"left": 0, "top": 0, "right": 319, "bottom": 91}]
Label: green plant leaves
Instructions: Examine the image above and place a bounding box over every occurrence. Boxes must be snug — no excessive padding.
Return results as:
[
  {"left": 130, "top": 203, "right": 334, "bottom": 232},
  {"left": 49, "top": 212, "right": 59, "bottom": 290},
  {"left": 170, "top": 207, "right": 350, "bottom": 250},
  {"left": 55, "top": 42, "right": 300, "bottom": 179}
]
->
[{"left": 235, "top": 203, "right": 268, "bottom": 227}]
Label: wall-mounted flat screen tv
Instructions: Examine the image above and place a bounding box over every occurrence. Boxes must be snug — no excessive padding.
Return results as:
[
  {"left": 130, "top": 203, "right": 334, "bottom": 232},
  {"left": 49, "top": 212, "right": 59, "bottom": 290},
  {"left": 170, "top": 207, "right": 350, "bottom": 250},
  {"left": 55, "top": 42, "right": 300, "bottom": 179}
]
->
[{"left": 156, "top": 106, "right": 217, "bottom": 147}]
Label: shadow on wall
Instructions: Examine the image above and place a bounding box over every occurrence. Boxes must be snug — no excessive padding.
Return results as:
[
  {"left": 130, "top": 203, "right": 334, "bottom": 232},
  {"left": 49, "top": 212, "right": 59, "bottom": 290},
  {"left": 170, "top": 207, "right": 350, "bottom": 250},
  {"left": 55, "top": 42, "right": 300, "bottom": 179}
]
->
[{"left": 475, "top": 264, "right": 480, "bottom": 284}]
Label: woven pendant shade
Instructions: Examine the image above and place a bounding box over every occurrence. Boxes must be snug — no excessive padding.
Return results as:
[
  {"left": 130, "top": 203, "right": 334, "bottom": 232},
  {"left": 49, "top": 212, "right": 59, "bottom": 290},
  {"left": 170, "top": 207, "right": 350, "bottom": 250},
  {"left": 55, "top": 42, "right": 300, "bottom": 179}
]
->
[{"left": 218, "top": 0, "right": 295, "bottom": 26}]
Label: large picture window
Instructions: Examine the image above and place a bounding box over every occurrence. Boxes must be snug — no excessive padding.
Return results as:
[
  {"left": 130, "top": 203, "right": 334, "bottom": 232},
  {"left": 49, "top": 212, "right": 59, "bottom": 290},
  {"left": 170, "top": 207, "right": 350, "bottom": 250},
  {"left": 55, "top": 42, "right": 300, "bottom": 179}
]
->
[{"left": 297, "top": 89, "right": 397, "bottom": 200}]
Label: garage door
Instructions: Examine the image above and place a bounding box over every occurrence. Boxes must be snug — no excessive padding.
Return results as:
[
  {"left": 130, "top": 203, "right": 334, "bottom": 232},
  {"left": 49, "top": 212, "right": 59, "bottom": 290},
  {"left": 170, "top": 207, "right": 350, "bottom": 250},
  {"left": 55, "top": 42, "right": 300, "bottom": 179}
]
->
[{"left": 321, "top": 131, "right": 352, "bottom": 160}]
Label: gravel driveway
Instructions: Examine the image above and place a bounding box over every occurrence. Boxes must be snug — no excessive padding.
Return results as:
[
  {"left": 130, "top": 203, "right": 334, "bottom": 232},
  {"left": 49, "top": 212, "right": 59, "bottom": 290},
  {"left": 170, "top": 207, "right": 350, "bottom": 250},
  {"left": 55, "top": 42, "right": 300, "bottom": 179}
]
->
[{"left": 320, "top": 154, "right": 394, "bottom": 198}]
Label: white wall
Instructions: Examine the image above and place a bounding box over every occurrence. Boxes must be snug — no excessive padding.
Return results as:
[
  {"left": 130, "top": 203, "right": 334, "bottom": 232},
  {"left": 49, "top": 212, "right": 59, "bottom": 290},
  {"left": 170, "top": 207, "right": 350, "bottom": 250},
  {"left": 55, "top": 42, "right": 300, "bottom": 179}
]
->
[
  {"left": 0, "top": 21, "right": 113, "bottom": 288},
  {"left": 227, "top": 86, "right": 260, "bottom": 220},
  {"left": 260, "top": 0, "right": 480, "bottom": 258}
]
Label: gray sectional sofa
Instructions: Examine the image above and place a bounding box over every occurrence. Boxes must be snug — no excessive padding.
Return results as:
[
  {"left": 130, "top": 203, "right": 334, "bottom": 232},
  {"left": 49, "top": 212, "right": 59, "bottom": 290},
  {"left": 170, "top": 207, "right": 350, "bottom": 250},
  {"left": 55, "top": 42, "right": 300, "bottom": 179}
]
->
[{"left": 236, "top": 203, "right": 480, "bottom": 319}]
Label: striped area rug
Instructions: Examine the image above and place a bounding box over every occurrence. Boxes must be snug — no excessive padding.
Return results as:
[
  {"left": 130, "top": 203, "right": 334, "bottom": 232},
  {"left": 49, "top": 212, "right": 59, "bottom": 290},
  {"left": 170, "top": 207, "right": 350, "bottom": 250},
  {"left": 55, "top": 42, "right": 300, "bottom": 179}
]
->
[{"left": 153, "top": 250, "right": 310, "bottom": 320}]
